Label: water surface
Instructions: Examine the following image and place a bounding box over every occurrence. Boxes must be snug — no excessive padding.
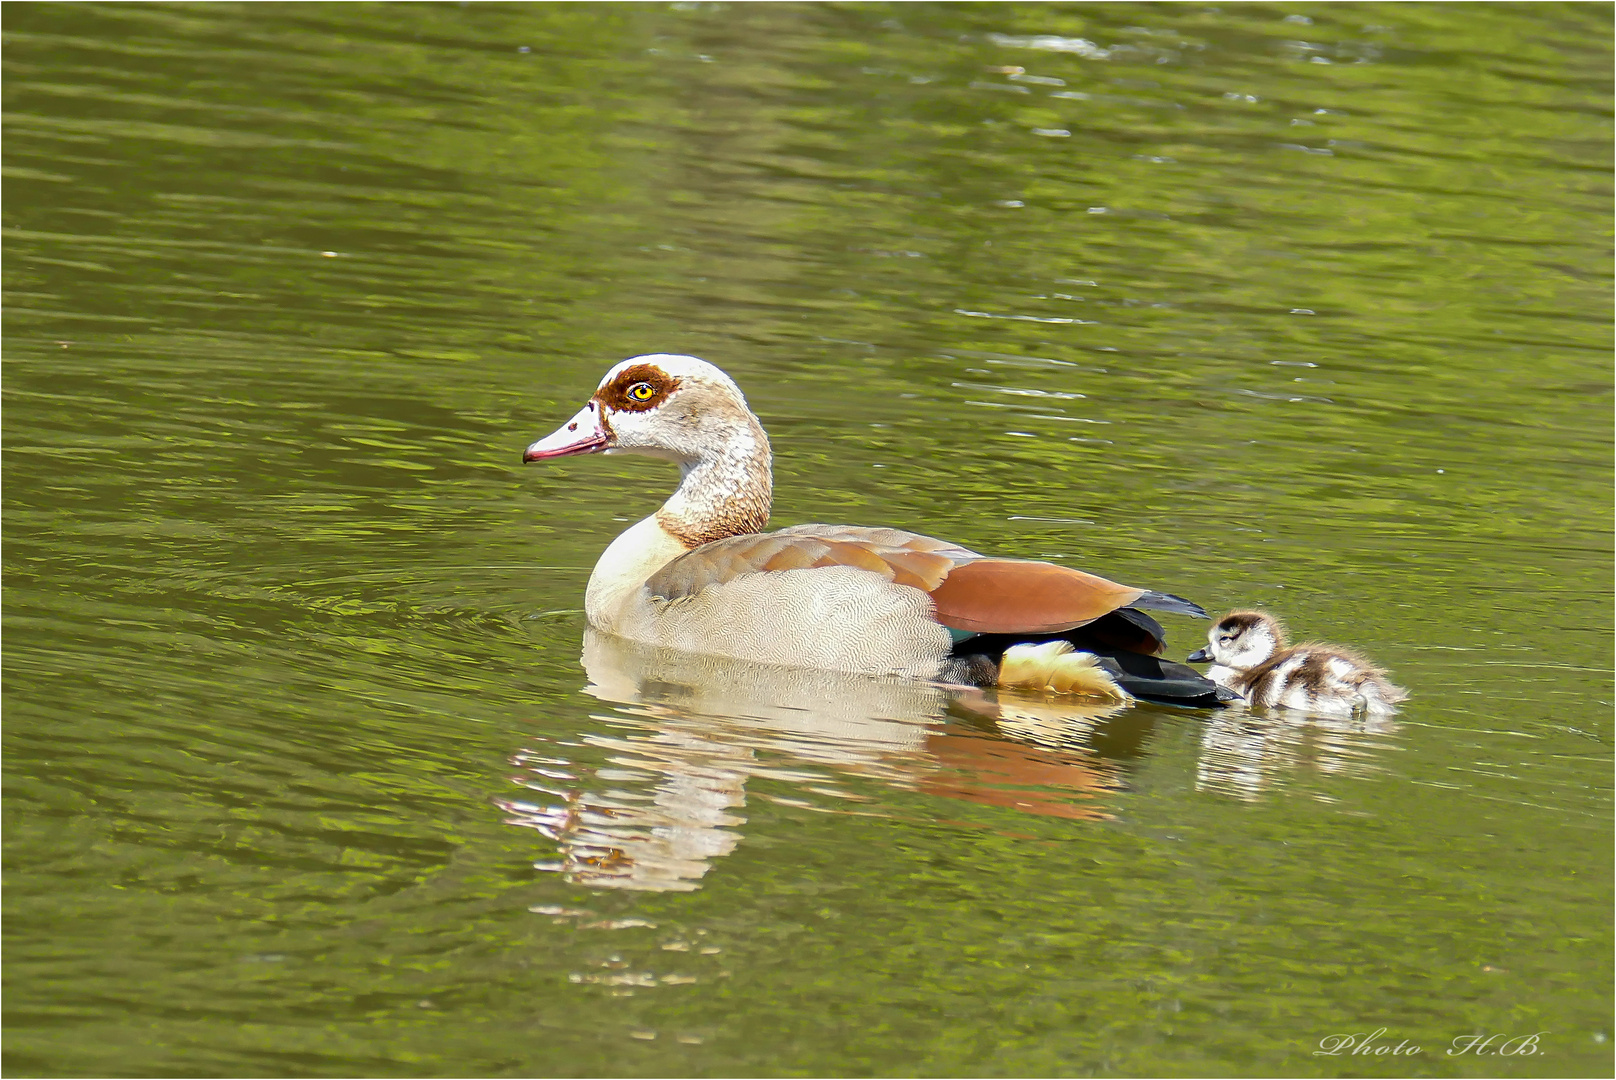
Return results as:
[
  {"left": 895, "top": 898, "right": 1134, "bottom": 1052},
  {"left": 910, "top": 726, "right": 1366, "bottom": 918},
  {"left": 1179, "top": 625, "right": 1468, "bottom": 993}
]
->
[{"left": 5, "top": 2, "right": 1611, "bottom": 1076}]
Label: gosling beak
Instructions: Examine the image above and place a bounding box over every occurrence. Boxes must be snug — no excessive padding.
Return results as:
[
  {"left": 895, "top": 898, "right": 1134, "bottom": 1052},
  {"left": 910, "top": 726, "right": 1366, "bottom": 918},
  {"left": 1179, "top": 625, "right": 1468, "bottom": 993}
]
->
[
  {"left": 524, "top": 401, "right": 611, "bottom": 462},
  {"left": 1185, "top": 647, "right": 1211, "bottom": 663}
]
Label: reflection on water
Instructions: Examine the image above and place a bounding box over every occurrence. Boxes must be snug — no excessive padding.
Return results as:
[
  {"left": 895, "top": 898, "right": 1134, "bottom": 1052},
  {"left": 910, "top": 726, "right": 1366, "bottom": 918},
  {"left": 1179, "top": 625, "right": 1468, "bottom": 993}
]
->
[
  {"left": 8, "top": 0, "right": 1609, "bottom": 1068},
  {"left": 934, "top": 690, "right": 1135, "bottom": 821},
  {"left": 500, "top": 631, "right": 1397, "bottom": 890},
  {"left": 503, "top": 730, "right": 747, "bottom": 893},
  {"left": 1195, "top": 705, "right": 1400, "bottom": 802},
  {"left": 499, "top": 631, "right": 946, "bottom": 891}
]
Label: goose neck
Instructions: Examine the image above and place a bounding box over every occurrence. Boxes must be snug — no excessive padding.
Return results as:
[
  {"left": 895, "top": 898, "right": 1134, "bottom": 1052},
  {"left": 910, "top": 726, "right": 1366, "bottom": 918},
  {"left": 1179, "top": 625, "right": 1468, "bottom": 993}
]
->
[{"left": 655, "top": 420, "right": 772, "bottom": 548}]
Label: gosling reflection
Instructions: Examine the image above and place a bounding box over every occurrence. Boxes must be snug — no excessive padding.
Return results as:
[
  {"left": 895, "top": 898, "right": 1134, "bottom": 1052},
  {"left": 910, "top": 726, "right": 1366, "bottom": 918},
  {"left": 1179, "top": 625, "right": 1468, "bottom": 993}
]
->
[
  {"left": 1195, "top": 705, "right": 1400, "bottom": 801},
  {"left": 499, "top": 631, "right": 1144, "bottom": 891}
]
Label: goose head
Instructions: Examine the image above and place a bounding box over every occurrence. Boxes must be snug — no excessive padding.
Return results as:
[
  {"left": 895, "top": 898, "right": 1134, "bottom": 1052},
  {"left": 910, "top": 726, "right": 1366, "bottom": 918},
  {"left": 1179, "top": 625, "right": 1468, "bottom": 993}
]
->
[
  {"left": 524, "top": 354, "right": 773, "bottom": 547},
  {"left": 1186, "top": 610, "right": 1285, "bottom": 670},
  {"left": 524, "top": 354, "right": 765, "bottom": 467}
]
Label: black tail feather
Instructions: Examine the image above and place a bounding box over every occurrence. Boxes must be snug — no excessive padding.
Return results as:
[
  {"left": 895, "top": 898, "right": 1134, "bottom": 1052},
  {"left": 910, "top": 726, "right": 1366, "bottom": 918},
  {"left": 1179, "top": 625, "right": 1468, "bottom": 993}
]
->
[
  {"left": 1088, "top": 649, "right": 1234, "bottom": 707},
  {"left": 949, "top": 623, "right": 1229, "bottom": 707}
]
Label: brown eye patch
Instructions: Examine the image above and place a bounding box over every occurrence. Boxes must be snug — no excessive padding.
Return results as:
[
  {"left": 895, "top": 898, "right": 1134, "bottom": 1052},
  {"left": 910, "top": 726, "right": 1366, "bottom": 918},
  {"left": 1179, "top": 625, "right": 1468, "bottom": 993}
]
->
[
  {"left": 1219, "top": 611, "right": 1265, "bottom": 634},
  {"left": 593, "top": 363, "right": 681, "bottom": 412}
]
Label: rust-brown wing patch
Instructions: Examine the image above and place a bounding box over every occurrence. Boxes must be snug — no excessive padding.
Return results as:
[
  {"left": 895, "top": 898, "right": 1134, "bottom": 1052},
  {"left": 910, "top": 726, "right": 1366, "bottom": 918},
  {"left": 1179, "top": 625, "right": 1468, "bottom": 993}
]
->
[
  {"left": 927, "top": 559, "right": 1144, "bottom": 635},
  {"left": 646, "top": 525, "right": 1148, "bottom": 637},
  {"left": 645, "top": 525, "right": 978, "bottom": 600}
]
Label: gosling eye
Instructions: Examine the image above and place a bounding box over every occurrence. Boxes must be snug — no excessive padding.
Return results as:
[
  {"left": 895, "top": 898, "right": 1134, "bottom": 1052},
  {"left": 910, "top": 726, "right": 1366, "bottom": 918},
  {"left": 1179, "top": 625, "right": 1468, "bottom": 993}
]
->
[{"left": 627, "top": 381, "right": 656, "bottom": 402}]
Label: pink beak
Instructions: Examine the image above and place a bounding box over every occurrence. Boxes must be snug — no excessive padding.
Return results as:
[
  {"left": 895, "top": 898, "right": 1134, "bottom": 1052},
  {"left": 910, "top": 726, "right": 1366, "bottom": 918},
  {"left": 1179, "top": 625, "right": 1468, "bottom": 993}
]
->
[{"left": 523, "top": 400, "right": 611, "bottom": 462}]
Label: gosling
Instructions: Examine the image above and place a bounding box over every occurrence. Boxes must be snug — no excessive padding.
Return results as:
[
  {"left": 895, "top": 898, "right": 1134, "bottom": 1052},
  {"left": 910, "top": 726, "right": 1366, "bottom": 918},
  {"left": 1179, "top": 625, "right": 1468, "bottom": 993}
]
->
[{"left": 1186, "top": 610, "right": 1407, "bottom": 716}]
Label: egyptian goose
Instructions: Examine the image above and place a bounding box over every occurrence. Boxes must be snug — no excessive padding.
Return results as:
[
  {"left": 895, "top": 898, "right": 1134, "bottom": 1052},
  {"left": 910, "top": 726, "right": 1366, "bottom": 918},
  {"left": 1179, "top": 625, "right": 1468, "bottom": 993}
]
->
[
  {"left": 1186, "top": 610, "right": 1408, "bottom": 716},
  {"left": 524, "top": 354, "right": 1227, "bottom": 706}
]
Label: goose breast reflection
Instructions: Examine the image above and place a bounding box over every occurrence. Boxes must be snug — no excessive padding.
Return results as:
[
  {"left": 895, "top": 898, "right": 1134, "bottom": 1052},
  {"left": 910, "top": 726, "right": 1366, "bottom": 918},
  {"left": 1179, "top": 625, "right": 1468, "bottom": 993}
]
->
[
  {"left": 523, "top": 354, "right": 1226, "bottom": 707},
  {"left": 498, "top": 630, "right": 1144, "bottom": 892}
]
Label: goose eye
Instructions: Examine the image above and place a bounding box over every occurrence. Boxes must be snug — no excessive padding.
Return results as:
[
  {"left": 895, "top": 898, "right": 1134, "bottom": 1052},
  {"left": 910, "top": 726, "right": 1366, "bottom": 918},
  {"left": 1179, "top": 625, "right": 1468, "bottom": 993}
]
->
[{"left": 627, "top": 382, "right": 656, "bottom": 401}]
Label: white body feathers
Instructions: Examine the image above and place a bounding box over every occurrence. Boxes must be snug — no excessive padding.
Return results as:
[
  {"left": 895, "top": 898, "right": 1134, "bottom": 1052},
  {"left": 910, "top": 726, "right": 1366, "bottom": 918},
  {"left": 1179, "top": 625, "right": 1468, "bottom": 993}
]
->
[{"left": 586, "top": 516, "right": 952, "bottom": 678}]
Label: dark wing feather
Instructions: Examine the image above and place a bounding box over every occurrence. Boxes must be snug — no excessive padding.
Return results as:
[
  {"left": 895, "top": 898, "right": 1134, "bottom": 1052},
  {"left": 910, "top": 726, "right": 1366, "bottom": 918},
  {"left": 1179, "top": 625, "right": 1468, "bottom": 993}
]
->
[
  {"left": 1090, "top": 651, "right": 1231, "bottom": 706},
  {"left": 1131, "top": 590, "right": 1208, "bottom": 619},
  {"left": 1086, "top": 607, "right": 1167, "bottom": 655}
]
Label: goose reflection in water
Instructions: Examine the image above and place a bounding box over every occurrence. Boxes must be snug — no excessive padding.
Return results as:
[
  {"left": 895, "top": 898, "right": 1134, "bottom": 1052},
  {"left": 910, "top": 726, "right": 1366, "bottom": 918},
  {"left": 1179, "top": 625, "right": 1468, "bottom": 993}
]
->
[
  {"left": 1195, "top": 705, "right": 1400, "bottom": 802},
  {"left": 498, "top": 630, "right": 1140, "bottom": 892}
]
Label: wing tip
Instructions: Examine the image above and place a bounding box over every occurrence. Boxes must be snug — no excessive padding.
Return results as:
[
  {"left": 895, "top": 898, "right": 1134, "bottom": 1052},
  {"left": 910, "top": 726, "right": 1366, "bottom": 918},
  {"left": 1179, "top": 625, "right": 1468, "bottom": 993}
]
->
[{"left": 1132, "top": 590, "right": 1208, "bottom": 619}]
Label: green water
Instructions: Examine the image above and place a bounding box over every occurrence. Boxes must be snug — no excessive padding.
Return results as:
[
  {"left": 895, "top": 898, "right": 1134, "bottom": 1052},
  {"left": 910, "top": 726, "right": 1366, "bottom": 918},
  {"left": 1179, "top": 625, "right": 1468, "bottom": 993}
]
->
[{"left": 5, "top": 2, "right": 1611, "bottom": 1076}]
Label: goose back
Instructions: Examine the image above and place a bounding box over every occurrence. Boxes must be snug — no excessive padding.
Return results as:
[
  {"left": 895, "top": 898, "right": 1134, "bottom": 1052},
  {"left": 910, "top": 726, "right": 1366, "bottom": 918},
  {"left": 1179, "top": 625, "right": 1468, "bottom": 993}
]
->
[{"left": 647, "top": 523, "right": 1151, "bottom": 640}]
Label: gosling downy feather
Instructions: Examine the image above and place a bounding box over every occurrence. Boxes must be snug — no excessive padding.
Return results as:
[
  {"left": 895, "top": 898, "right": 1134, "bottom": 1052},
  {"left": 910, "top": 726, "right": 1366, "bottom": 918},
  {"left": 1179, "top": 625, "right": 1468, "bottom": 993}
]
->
[{"left": 1187, "top": 609, "right": 1408, "bottom": 716}]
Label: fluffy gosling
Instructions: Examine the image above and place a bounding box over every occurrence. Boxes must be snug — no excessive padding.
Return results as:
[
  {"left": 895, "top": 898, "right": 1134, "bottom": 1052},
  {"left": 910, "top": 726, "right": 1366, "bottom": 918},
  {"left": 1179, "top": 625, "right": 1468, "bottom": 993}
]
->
[{"left": 1187, "top": 610, "right": 1407, "bottom": 716}]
